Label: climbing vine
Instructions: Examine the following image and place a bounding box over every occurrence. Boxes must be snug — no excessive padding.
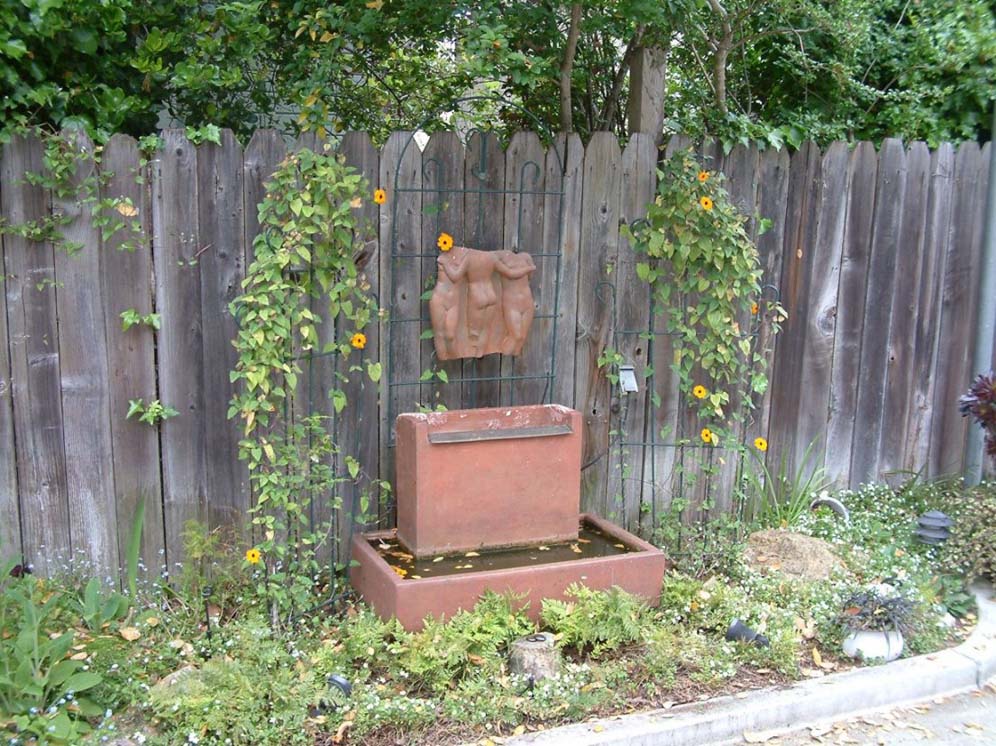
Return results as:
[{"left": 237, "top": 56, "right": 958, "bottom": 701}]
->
[
  {"left": 229, "top": 146, "right": 384, "bottom": 622},
  {"left": 619, "top": 150, "right": 785, "bottom": 431}
]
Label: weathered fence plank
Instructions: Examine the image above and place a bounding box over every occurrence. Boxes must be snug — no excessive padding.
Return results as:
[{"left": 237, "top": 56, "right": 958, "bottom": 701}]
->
[
  {"left": 880, "top": 142, "right": 930, "bottom": 476},
  {"left": 642, "top": 135, "right": 694, "bottom": 532},
  {"left": 463, "top": 131, "right": 505, "bottom": 408},
  {"left": 0, "top": 178, "right": 21, "bottom": 563},
  {"left": 824, "top": 142, "right": 878, "bottom": 485},
  {"left": 850, "top": 138, "right": 907, "bottom": 485},
  {"left": 1, "top": 135, "right": 70, "bottom": 573},
  {"left": 904, "top": 144, "right": 955, "bottom": 473},
  {"left": 503, "top": 131, "right": 547, "bottom": 405},
  {"left": 715, "top": 143, "right": 760, "bottom": 514},
  {"left": 153, "top": 130, "right": 206, "bottom": 565},
  {"left": 380, "top": 132, "right": 421, "bottom": 525},
  {"left": 793, "top": 142, "right": 848, "bottom": 477},
  {"left": 197, "top": 131, "right": 249, "bottom": 533},
  {"left": 576, "top": 133, "right": 622, "bottom": 516},
  {"left": 243, "top": 130, "right": 287, "bottom": 267},
  {"left": 421, "top": 132, "right": 465, "bottom": 411},
  {"left": 100, "top": 134, "right": 165, "bottom": 577},
  {"left": 768, "top": 141, "right": 822, "bottom": 477},
  {"left": 54, "top": 131, "right": 118, "bottom": 573},
  {"left": 339, "top": 131, "right": 381, "bottom": 540},
  {"left": 609, "top": 133, "right": 655, "bottom": 531},
  {"left": 551, "top": 132, "right": 583, "bottom": 409},
  {"left": 744, "top": 145, "right": 790, "bottom": 448},
  {"left": 930, "top": 142, "right": 987, "bottom": 476}
]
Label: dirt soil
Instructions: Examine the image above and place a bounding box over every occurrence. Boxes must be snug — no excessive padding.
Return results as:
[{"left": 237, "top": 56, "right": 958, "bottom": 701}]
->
[{"left": 743, "top": 530, "right": 844, "bottom": 581}]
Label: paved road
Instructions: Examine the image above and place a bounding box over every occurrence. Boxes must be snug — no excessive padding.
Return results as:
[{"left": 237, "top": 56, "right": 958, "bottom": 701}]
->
[{"left": 743, "top": 682, "right": 996, "bottom": 745}]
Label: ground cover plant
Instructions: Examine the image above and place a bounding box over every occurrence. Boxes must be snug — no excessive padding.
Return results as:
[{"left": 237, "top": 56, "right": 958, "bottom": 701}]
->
[{"left": 1, "top": 478, "right": 987, "bottom": 746}]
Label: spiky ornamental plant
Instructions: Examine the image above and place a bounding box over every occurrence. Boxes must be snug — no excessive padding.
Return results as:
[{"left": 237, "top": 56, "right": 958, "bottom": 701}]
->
[{"left": 959, "top": 372, "right": 996, "bottom": 462}]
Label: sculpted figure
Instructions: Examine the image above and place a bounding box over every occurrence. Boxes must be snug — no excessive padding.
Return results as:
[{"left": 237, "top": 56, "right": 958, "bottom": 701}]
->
[
  {"left": 494, "top": 251, "right": 537, "bottom": 355},
  {"left": 428, "top": 246, "right": 537, "bottom": 360},
  {"left": 428, "top": 254, "right": 462, "bottom": 359}
]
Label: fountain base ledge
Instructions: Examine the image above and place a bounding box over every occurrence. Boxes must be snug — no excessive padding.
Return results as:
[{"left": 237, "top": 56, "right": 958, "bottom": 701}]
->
[{"left": 350, "top": 513, "right": 669, "bottom": 630}]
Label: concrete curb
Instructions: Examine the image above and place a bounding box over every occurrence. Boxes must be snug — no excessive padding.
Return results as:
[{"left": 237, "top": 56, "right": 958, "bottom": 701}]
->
[{"left": 508, "top": 583, "right": 996, "bottom": 746}]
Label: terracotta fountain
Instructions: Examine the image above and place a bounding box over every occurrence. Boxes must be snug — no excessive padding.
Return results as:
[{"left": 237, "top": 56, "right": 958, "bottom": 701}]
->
[{"left": 350, "top": 247, "right": 668, "bottom": 630}]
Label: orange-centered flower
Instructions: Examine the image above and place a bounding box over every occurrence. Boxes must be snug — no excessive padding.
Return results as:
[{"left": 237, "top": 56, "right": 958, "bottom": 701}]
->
[
  {"left": 751, "top": 302, "right": 759, "bottom": 315},
  {"left": 373, "top": 188, "right": 387, "bottom": 205},
  {"left": 698, "top": 170, "right": 710, "bottom": 182},
  {"left": 699, "top": 196, "right": 714, "bottom": 211},
  {"left": 350, "top": 332, "right": 367, "bottom": 350},
  {"left": 437, "top": 232, "right": 454, "bottom": 252},
  {"left": 245, "top": 548, "right": 262, "bottom": 565},
  {"left": 692, "top": 385, "right": 707, "bottom": 399},
  {"left": 754, "top": 437, "right": 768, "bottom": 452}
]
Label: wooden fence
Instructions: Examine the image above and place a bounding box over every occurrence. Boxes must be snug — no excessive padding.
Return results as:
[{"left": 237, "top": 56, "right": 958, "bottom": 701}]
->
[{"left": 0, "top": 129, "right": 992, "bottom": 574}]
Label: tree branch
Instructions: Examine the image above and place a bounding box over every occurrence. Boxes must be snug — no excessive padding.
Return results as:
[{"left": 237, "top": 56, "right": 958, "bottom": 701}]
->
[
  {"left": 598, "top": 24, "right": 646, "bottom": 131},
  {"left": 559, "top": 3, "right": 583, "bottom": 132},
  {"left": 705, "top": 0, "right": 733, "bottom": 117}
]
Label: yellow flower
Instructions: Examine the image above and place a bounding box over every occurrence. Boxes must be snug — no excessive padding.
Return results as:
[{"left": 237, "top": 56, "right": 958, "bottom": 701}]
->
[
  {"left": 751, "top": 302, "right": 759, "bottom": 315},
  {"left": 754, "top": 437, "right": 768, "bottom": 452},
  {"left": 373, "top": 188, "right": 387, "bottom": 205},
  {"left": 350, "top": 332, "right": 367, "bottom": 350},
  {"left": 245, "top": 548, "right": 262, "bottom": 565},
  {"left": 699, "top": 196, "right": 714, "bottom": 211},
  {"left": 437, "top": 232, "right": 454, "bottom": 252},
  {"left": 698, "top": 170, "right": 710, "bottom": 182},
  {"left": 692, "top": 385, "right": 707, "bottom": 399},
  {"left": 700, "top": 428, "right": 716, "bottom": 445}
]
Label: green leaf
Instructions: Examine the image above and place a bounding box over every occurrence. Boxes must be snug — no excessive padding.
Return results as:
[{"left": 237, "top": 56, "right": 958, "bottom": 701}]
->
[
  {"left": 366, "top": 361, "right": 382, "bottom": 383},
  {"left": 62, "top": 671, "right": 103, "bottom": 694}
]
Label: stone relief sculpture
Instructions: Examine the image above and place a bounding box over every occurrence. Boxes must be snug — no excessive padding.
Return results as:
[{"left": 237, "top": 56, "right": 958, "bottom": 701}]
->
[{"left": 428, "top": 246, "right": 537, "bottom": 360}]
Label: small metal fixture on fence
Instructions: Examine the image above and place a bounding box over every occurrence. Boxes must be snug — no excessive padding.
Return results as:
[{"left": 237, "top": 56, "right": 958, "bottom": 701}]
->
[
  {"left": 618, "top": 365, "right": 639, "bottom": 394},
  {"left": 914, "top": 510, "right": 953, "bottom": 545},
  {"left": 726, "top": 618, "right": 770, "bottom": 648}
]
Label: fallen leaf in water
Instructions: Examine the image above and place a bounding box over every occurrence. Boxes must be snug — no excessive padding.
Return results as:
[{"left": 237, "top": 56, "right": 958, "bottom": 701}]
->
[
  {"left": 391, "top": 566, "right": 407, "bottom": 577},
  {"left": 119, "top": 627, "right": 141, "bottom": 641},
  {"left": 614, "top": 543, "right": 626, "bottom": 549},
  {"left": 411, "top": 575, "right": 422, "bottom": 579},
  {"left": 538, "top": 546, "right": 550, "bottom": 551},
  {"left": 433, "top": 556, "right": 443, "bottom": 562},
  {"left": 465, "top": 551, "right": 480, "bottom": 557},
  {"left": 571, "top": 544, "right": 583, "bottom": 553},
  {"left": 578, "top": 538, "right": 591, "bottom": 543}
]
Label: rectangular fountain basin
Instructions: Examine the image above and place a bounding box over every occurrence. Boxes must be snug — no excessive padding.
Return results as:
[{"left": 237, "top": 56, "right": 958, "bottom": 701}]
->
[
  {"left": 395, "top": 404, "right": 582, "bottom": 557},
  {"left": 350, "top": 513, "right": 669, "bottom": 630}
]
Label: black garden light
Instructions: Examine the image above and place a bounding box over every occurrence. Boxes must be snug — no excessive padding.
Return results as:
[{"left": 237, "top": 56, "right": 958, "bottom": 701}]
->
[
  {"left": 202, "top": 585, "right": 214, "bottom": 642},
  {"left": 725, "top": 618, "right": 770, "bottom": 648},
  {"left": 914, "top": 510, "right": 953, "bottom": 545}
]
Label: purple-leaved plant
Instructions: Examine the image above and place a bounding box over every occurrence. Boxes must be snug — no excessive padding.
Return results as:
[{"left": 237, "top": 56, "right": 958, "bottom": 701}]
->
[{"left": 959, "top": 372, "right": 996, "bottom": 462}]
